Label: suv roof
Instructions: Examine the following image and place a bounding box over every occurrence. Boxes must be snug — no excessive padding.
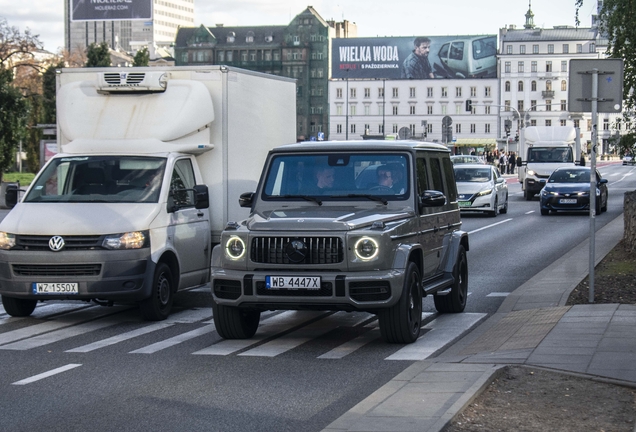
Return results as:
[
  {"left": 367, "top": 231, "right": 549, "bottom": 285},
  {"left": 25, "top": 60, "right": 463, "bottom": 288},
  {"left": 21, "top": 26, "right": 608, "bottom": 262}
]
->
[{"left": 271, "top": 140, "right": 450, "bottom": 154}]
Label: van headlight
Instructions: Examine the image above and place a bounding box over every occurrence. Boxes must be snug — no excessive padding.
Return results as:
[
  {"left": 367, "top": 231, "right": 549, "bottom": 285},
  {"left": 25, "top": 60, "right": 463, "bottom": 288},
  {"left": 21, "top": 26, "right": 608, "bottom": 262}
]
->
[
  {"left": 527, "top": 170, "right": 536, "bottom": 176},
  {"left": 0, "top": 232, "right": 16, "bottom": 250},
  {"left": 225, "top": 236, "right": 246, "bottom": 260},
  {"left": 102, "top": 231, "right": 148, "bottom": 250},
  {"left": 354, "top": 237, "right": 379, "bottom": 261}
]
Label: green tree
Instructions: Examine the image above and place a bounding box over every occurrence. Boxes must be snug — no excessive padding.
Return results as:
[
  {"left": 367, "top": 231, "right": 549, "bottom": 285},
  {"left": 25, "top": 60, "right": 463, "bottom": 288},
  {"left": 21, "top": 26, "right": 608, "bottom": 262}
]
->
[
  {"left": 133, "top": 47, "right": 150, "bottom": 67},
  {"left": 0, "top": 69, "right": 29, "bottom": 178},
  {"left": 86, "top": 42, "right": 111, "bottom": 67}
]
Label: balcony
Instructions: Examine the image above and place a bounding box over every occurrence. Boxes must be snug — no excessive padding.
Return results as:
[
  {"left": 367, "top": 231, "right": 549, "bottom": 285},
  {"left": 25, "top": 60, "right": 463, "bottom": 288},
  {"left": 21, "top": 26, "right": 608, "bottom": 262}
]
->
[{"left": 542, "top": 90, "right": 555, "bottom": 99}]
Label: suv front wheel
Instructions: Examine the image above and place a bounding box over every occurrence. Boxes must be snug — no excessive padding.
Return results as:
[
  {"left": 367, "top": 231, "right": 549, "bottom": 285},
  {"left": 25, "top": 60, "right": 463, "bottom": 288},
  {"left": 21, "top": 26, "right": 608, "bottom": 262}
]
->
[
  {"left": 378, "top": 262, "right": 422, "bottom": 344},
  {"left": 213, "top": 302, "right": 261, "bottom": 339}
]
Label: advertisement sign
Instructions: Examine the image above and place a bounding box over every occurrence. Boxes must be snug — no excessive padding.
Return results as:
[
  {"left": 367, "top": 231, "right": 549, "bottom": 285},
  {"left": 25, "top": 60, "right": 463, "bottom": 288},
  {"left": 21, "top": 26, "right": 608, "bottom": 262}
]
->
[
  {"left": 332, "top": 35, "right": 497, "bottom": 80},
  {"left": 70, "top": 0, "right": 152, "bottom": 21}
]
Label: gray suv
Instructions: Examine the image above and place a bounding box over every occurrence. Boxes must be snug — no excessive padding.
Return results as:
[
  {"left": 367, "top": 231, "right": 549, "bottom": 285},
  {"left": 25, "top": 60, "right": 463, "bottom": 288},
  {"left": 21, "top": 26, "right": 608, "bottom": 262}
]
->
[{"left": 211, "top": 141, "right": 469, "bottom": 344}]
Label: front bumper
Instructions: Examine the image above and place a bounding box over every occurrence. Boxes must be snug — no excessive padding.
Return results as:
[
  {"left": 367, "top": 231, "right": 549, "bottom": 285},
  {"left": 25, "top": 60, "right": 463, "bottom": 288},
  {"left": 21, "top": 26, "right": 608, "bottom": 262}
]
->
[
  {"left": 0, "top": 249, "right": 155, "bottom": 301},
  {"left": 458, "top": 194, "right": 493, "bottom": 212},
  {"left": 540, "top": 195, "right": 590, "bottom": 212},
  {"left": 525, "top": 178, "right": 548, "bottom": 194},
  {"left": 211, "top": 267, "right": 406, "bottom": 312}
]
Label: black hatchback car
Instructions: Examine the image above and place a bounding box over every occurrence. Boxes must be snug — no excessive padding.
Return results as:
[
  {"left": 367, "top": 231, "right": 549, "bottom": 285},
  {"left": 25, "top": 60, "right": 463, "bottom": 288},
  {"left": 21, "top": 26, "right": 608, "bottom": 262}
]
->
[{"left": 539, "top": 167, "right": 608, "bottom": 215}]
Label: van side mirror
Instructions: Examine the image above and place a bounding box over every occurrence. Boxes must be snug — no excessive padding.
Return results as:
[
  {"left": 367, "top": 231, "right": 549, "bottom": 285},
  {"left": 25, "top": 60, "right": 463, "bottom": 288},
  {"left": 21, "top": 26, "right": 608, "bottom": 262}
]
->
[
  {"left": 239, "top": 192, "right": 254, "bottom": 208},
  {"left": 420, "top": 190, "right": 446, "bottom": 209},
  {"left": 4, "top": 183, "right": 20, "bottom": 209},
  {"left": 194, "top": 184, "right": 209, "bottom": 209},
  {"left": 516, "top": 157, "right": 522, "bottom": 167}
]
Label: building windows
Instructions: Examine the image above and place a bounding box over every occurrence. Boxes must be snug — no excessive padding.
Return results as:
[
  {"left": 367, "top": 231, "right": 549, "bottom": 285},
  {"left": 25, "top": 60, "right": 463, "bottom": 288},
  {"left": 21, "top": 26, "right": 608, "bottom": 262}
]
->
[
  {"left": 574, "top": 119, "right": 580, "bottom": 129},
  {"left": 378, "top": 87, "right": 384, "bottom": 98},
  {"left": 560, "top": 119, "right": 567, "bottom": 126},
  {"left": 392, "top": 105, "right": 398, "bottom": 115},
  {"left": 485, "top": 124, "right": 491, "bottom": 133},
  {"left": 378, "top": 124, "right": 384, "bottom": 134},
  {"left": 409, "top": 87, "right": 416, "bottom": 98},
  {"left": 350, "top": 88, "right": 356, "bottom": 98},
  {"left": 350, "top": 124, "right": 356, "bottom": 134},
  {"left": 470, "top": 86, "right": 477, "bottom": 97},
  {"left": 561, "top": 80, "right": 567, "bottom": 91},
  {"left": 364, "top": 88, "right": 370, "bottom": 98},
  {"left": 563, "top": 44, "right": 569, "bottom": 53},
  {"left": 518, "top": 61, "right": 524, "bottom": 73},
  {"left": 533, "top": 44, "right": 539, "bottom": 54},
  {"left": 546, "top": 100, "right": 552, "bottom": 111},
  {"left": 531, "top": 81, "right": 537, "bottom": 91},
  {"left": 505, "top": 62, "right": 511, "bottom": 73},
  {"left": 337, "top": 124, "right": 342, "bottom": 133},
  {"left": 561, "top": 61, "right": 567, "bottom": 72},
  {"left": 456, "top": 104, "right": 462, "bottom": 115},
  {"left": 392, "top": 87, "right": 399, "bottom": 98},
  {"left": 531, "top": 61, "right": 537, "bottom": 72},
  {"left": 546, "top": 80, "right": 552, "bottom": 91},
  {"left": 336, "top": 88, "right": 342, "bottom": 98},
  {"left": 336, "top": 105, "right": 342, "bottom": 115},
  {"left": 456, "top": 87, "right": 462, "bottom": 97},
  {"left": 548, "top": 44, "right": 554, "bottom": 54},
  {"left": 545, "top": 119, "right": 552, "bottom": 126},
  {"left": 470, "top": 123, "right": 476, "bottom": 133},
  {"left": 577, "top": 43, "right": 583, "bottom": 53},
  {"left": 364, "top": 105, "right": 370, "bottom": 115},
  {"left": 603, "top": 118, "right": 610, "bottom": 130},
  {"left": 520, "top": 45, "right": 526, "bottom": 54},
  {"left": 410, "top": 124, "right": 416, "bottom": 135},
  {"left": 427, "top": 105, "right": 433, "bottom": 115},
  {"left": 410, "top": 105, "right": 416, "bottom": 115},
  {"left": 561, "top": 100, "right": 567, "bottom": 110},
  {"left": 518, "top": 81, "right": 524, "bottom": 91},
  {"left": 531, "top": 120, "right": 537, "bottom": 126},
  {"left": 518, "top": 100, "right": 524, "bottom": 112},
  {"left": 427, "top": 124, "right": 432, "bottom": 134},
  {"left": 590, "top": 43, "right": 596, "bottom": 52},
  {"left": 441, "top": 87, "right": 448, "bottom": 97},
  {"left": 392, "top": 124, "right": 398, "bottom": 133},
  {"left": 485, "top": 87, "right": 491, "bottom": 97},
  {"left": 350, "top": 105, "right": 356, "bottom": 115},
  {"left": 455, "top": 124, "right": 461, "bottom": 134},
  {"left": 504, "top": 100, "right": 510, "bottom": 111},
  {"left": 505, "top": 81, "right": 511, "bottom": 92},
  {"left": 507, "top": 45, "right": 513, "bottom": 54},
  {"left": 442, "top": 105, "right": 447, "bottom": 115},
  {"left": 378, "top": 104, "right": 384, "bottom": 116},
  {"left": 427, "top": 87, "right": 433, "bottom": 97},
  {"left": 546, "top": 61, "right": 552, "bottom": 72},
  {"left": 530, "top": 100, "right": 537, "bottom": 111},
  {"left": 485, "top": 105, "right": 491, "bottom": 114}
]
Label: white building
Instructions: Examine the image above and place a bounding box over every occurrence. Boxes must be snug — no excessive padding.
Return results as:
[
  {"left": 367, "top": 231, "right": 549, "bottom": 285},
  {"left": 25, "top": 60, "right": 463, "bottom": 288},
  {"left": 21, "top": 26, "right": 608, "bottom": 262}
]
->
[
  {"left": 328, "top": 78, "right": 500, "bottom": 155},
  {"left": 64, "top": 0, "right": 194, "bottom": 54},
  {"left": 498, "top": 3, "right": 622, "bottom": 154}
]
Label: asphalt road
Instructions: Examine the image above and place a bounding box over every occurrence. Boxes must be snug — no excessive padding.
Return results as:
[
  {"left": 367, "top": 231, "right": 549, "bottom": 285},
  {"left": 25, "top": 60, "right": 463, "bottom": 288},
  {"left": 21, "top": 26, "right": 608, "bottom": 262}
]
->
[{"left": 0, "top": 161, "right": 633, "bottom": 431}]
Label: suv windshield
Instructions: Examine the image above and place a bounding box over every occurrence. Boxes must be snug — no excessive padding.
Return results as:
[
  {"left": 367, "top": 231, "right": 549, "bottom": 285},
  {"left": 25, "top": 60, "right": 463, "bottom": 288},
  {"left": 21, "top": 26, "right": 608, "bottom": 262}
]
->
[
  {"left": 24, "top": 156, "right": 167, "bottom": 203},
  {"left": 262, "top": 153, "right": 409, "bottom": 201}
]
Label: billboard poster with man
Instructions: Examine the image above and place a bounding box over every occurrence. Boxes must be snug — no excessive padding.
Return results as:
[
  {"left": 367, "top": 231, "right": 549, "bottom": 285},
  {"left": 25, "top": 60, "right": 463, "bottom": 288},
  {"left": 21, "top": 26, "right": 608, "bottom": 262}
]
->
[
  {"left": 332, "top": 35, "right": 497, "bottom": 80},
  {"left": 70, "top": 0, "right": 152, "bottom": 21}
]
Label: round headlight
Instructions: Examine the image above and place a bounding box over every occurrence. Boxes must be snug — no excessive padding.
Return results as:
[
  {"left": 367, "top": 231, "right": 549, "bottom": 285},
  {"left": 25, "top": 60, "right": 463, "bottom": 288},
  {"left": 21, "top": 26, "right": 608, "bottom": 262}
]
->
[
  {"left": 225, "top": 236, "right": 246, "bottom": 259},
  {"left": 354, "top": 237, "right": 379, "bottom": 260}
]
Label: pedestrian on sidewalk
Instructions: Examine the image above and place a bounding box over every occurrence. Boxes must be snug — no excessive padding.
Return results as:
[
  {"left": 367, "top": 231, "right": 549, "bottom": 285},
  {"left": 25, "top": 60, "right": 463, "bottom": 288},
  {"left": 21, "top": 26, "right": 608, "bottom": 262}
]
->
[
  {"left": 508, "top": 152, "right": 516, "bottom": 174},
  {"left": 499, "top": 152, "right": 508, "bottom": 175}
]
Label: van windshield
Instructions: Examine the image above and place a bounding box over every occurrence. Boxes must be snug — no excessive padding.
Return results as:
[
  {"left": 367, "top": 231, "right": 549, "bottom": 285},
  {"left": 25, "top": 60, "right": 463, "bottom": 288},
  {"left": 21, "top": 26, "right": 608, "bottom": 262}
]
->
[
  {"left": 262, "top": 153, "right": 410, "bottom": 201},
  {"left": 528, "top": 147, "right": 573, "bottom": 163},
  {"left": 24, "top": 156, "right": 167, "bottom": 203}
]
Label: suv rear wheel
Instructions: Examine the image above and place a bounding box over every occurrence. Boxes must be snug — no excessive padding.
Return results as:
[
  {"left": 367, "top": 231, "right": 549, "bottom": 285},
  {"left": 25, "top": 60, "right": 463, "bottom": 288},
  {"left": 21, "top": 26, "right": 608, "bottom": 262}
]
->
[
  {"left": 213, "top": 302, "right": 261, "bottom": 339},
  {"left": 378, "top": 262, "right": 422, "bottom": 344},
  {"left": 434, "top": 245, "right": 468, "bottom": 313}
]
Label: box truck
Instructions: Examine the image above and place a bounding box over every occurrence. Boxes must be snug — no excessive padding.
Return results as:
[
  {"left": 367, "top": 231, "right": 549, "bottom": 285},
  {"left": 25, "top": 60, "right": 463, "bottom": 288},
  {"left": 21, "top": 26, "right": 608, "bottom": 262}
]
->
[
  {"left": 517, "top": 126, "right": 582, "bottom": 200},
  {"left": 0, "top": 66, "right": 296, "bottom": 320}
]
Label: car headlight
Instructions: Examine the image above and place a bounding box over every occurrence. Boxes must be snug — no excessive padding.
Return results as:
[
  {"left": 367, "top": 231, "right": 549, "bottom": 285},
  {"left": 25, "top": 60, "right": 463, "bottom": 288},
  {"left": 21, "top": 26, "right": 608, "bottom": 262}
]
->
[
  {"left": 477, "top": 188, "right": 493, "bottom": 196},
  {"left": 102, "top": 231, "right": 148, "bottom": 250},
  {"left": 225, "top": 236, "right": 246, "bottom": 260},
  {"left": 527, "top": 170, "right": 536, "bottom": 176},
  {"left": 354, "top": 237, "right": 379, "bottom": 261},
  {"left": 0, "top": 232, "right": 16, "bottom": 250}
]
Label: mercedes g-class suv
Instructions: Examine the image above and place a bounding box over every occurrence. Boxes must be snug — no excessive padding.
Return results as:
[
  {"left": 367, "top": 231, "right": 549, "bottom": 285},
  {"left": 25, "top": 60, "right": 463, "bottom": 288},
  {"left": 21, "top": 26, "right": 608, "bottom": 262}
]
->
[{"left": 211, "top": 141, "right": 469, "bottom": 344}]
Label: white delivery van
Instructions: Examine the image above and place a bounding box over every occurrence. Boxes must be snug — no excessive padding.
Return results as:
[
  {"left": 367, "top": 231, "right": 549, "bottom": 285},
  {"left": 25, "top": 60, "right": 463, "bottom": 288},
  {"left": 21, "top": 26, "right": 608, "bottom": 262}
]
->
[
  {"left": 0, "top": 66, "right": 296, "bottom": 320},
  {"left": 517, "top": 126, "right": 582, "bottom": 200}
]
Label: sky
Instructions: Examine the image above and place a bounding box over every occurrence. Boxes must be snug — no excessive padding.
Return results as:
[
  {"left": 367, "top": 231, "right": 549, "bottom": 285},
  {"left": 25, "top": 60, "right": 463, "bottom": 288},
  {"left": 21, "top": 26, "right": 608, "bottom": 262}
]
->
[{"left": 0, "top": 0, "right": 599, "bottom": 54}]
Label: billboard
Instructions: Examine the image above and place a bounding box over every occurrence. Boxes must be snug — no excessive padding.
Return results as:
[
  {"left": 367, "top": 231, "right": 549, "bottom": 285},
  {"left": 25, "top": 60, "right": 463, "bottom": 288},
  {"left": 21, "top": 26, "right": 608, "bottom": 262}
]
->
[
  {"left": 70, "top": 0, "right": 152, "bottom": 21},
  {"left": 332, "top": 35, "right": 497, "bottom": 80}
]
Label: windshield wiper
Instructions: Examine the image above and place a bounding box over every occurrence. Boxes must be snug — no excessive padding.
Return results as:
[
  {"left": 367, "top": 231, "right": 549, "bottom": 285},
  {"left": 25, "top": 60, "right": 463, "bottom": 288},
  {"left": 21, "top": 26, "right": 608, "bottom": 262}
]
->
[
  {"left": 345, "top": 194, "right": 388, "bottom": 205},
  {"left": 280, "top": 195, "right": 322, "bottom": 205}
]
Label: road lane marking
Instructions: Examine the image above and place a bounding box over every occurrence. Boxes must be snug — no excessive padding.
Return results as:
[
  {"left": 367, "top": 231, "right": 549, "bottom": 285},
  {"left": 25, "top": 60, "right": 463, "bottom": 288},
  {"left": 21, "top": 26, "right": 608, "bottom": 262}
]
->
[
  {"left": 525, "top": 210, "right": 535, "bottom": 214},
  {"left": 385, "top": 313, "right": 486, "bottom": 361},
  {"left": 12, "top": 364, "right": 82, "bottom": 386},
  {"left": 130, "top": 324, "right": 216, "bottom": 354},
  {"left": 467, "top": 219, "right": 512, "bottom": 235}
]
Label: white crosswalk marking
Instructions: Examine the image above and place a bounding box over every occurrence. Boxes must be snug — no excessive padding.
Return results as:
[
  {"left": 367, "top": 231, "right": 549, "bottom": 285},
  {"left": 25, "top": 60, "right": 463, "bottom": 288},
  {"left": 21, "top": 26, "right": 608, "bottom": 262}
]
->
[
  {"left": 130, "top": 324, "right": 216, "bottom": 354},
  {"left": 12, "top": 364, "right": 82, "bottom": 386},
  {"left": 65, "top": 322, "right": 174, "bottom": 353},
  {"left": 486, "top": 292, "right": 510, "bottom": 297},
  {"left": 239, "top": 311, "right": 370, "bottom": 357},
  {"left": 385, "top": 313, "right": 486, "bottom": 361},
  {"left": 193, "top": 311, "right": 326, "bottom": 356}
]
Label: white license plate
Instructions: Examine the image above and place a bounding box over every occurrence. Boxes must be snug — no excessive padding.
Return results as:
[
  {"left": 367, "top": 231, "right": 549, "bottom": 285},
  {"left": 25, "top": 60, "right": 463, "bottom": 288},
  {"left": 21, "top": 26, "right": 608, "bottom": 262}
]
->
[
  {"left": 559, "top": 198, "right": 577, "bottom": 204},
  {"left": 32, "top": 283, "right": 79, "bottom": 294},
  {"left": 458, "top": 201, "right": 471, "bottom": 208},
  {"left": 266, "top": 276, "right": 320, "bottom": 290}
]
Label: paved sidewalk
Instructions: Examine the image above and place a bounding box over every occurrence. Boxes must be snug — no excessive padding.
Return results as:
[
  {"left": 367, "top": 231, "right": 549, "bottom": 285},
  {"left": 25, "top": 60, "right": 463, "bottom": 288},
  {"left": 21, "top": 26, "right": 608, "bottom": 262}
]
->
[{"left": 323, "top": 214, "right": 630, "bottom": 432}]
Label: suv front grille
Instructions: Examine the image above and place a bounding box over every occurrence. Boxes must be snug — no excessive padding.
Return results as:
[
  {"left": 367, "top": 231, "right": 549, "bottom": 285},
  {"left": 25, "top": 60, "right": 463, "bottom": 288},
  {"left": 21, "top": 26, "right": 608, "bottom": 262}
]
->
[
  {"left": 251, "top": 237, "right": 343, "bottom": 265},
  {"left": 15, "top": 235, "right": 104, "bottom": 251},
  {"left": 13, "top": 264, "right": 101, "bottom": 277}
]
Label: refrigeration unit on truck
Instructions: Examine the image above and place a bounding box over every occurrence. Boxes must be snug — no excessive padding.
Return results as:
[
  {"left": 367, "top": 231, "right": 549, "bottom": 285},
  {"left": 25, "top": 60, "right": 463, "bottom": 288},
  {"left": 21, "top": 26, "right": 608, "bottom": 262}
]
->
[
  {"left": 517, "top": 126, "right": 582, "bottom": 200},
  {"left": 0, "top": 66, "right": 296, "bottom": 320}
]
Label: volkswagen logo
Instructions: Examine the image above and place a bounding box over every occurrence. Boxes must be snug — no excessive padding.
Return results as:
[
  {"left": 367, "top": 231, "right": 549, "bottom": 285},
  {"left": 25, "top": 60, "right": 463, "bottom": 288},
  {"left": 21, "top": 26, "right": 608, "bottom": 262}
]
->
[
  {"left": 284, "top": 239, "right": 307, "bottom": 263},
  {"left": 49, "top": 236, "right": 65, "bottom": 252}
]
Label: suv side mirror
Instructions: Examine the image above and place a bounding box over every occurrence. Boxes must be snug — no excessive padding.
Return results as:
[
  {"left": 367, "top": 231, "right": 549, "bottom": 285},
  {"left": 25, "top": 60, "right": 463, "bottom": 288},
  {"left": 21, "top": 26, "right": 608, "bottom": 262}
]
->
[
  {"left": 420, "top": 190, "right": 446, "bottom": 208},
  {"left": 239, "top": 192, "right": 254, "bottom": 208},
  {"left": 194, "top": 184, "right": 209, "bottom": 209}
]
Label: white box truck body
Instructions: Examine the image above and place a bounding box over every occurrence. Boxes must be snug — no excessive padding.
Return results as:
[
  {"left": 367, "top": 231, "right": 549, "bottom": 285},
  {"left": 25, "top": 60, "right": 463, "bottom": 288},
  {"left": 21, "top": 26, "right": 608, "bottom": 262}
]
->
[
  {"left": 0, "top": 66, "right": 296, "bottom": 320},
  {"left": 517, "top": 126, "right": 582, "bottom": 200}
]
